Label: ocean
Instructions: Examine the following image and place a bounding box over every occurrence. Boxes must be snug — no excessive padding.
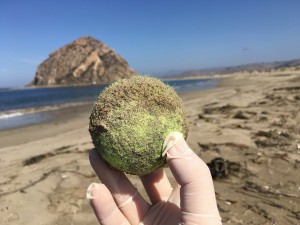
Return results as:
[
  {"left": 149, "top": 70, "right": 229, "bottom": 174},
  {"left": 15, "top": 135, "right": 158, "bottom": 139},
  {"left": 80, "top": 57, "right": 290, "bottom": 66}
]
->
[{"left": 0, "top": 78, "right": 217, "bottom": 130}]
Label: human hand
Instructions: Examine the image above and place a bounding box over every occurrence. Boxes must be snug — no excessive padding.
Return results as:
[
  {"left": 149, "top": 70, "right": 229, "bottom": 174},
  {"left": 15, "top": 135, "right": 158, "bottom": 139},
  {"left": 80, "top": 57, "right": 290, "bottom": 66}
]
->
[{"left": 87, "top": 132, "right": 222, "bottom": 225}]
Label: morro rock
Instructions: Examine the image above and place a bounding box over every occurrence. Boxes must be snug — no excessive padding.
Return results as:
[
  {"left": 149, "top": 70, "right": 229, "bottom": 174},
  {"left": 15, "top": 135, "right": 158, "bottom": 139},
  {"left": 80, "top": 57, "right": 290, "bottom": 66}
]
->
[{"left": 31, "top": 36, "right": 136, "bottom": 86}]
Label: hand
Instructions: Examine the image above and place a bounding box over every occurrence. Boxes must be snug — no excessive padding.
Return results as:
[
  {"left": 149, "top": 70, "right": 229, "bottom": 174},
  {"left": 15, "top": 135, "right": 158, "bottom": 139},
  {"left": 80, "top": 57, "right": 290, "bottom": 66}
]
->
[{"left": 87, "top": 133, "right": 222, "bottom": 225}]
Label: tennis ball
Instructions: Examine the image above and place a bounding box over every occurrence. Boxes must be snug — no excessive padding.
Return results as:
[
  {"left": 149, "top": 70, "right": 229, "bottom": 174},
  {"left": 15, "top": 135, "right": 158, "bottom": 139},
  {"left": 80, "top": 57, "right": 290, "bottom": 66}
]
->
[{"left": 89, "top": 76, "right": 189, "bottom": 175}]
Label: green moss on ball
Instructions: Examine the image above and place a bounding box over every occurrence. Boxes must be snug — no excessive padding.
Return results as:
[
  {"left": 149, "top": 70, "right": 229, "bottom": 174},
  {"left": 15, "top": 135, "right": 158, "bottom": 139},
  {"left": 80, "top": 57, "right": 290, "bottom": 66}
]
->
[{"left": 89, "top": 76, "right": 189, "bottom": 175}]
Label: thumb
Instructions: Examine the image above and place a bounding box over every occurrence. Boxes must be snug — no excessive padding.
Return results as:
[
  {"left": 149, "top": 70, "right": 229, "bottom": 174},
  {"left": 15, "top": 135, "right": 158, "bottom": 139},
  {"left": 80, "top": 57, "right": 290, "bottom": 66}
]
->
[
  {"left": 163, "top": 132, "right": 211, "bottom": 187},
  {"left": 164, "top": 132, "right": 222, "bottom": 225}
]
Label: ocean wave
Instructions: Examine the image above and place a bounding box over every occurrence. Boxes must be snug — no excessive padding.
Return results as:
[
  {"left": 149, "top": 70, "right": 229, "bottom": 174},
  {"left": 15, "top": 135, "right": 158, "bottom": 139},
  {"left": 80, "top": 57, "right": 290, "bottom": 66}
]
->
[
  {"left": 0, "top": 101, "right": 92, "bottom": 120},
  {"left": 0, "top": 112, "right": 24, "bottom": 119}
]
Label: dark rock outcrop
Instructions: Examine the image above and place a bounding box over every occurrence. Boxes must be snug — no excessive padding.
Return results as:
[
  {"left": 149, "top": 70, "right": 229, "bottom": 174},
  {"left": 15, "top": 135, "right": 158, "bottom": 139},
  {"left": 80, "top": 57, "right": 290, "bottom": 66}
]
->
[{"left": 30, "top": 36, "right": 136, "bottom": 86}]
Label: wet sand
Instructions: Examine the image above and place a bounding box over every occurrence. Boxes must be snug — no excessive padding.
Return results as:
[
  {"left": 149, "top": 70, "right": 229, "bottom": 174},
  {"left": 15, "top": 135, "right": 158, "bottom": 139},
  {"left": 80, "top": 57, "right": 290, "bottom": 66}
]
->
[{"left": 0, "top": 72, "right": 299, "bottom": 224}]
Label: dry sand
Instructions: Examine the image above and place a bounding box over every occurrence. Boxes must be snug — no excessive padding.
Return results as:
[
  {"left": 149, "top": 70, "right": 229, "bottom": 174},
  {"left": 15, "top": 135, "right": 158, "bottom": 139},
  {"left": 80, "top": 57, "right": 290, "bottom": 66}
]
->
[{"left": 0, "top": 72, "right": 299, "bottom": 225}]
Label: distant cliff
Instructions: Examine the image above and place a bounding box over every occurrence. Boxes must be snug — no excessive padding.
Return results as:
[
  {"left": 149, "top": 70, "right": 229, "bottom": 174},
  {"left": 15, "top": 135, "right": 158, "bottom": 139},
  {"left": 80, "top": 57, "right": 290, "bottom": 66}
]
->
[
  {"left": 166, "top": 59, "right": 300, "bottom": 78},
  {"left": 30, "top": 36, "right": 136, "bottom": 86}
]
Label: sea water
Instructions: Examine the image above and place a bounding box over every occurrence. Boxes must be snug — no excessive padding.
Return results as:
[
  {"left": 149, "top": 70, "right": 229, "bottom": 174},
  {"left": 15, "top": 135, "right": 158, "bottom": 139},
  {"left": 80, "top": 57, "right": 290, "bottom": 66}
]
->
[{"left": 0, "top": 78, "right": 217, "bottom": 130}]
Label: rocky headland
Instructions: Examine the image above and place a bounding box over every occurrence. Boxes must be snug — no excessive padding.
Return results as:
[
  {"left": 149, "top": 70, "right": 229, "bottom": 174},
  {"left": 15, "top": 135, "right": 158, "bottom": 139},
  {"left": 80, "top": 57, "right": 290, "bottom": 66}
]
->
[{"left": 30, "top": 36, "right": 136, "bottom": 86}]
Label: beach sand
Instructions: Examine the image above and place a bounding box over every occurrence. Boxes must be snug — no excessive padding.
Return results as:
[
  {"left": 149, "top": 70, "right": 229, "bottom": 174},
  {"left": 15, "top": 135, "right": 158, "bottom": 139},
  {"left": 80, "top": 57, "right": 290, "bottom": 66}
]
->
[{"left": 0, "top": 72, "right": 299, "bottom": 224}]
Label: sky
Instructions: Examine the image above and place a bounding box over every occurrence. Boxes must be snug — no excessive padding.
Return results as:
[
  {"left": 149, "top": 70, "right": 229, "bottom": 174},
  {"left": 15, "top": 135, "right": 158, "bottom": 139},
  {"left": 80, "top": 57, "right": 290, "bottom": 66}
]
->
[{"left": 1, "top": 0, "right": 300, "bottom": 87}]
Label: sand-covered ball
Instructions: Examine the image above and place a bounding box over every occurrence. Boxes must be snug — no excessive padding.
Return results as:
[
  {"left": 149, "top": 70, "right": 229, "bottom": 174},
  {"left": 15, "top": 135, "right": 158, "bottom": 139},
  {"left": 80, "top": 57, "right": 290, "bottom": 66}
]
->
[{"left": 89, "top": 76, "right": 189, "bottom": 175}]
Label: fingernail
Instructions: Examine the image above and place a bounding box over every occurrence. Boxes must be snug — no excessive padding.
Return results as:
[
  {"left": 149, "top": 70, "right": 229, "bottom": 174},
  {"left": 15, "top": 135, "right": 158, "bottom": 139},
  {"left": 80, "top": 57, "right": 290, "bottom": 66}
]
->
[
  {"left": 86, "top": 183, "right": 99, "bottom": 203},
  {"left": 162, "top": 132, "right": 191, "bottom": 157}
]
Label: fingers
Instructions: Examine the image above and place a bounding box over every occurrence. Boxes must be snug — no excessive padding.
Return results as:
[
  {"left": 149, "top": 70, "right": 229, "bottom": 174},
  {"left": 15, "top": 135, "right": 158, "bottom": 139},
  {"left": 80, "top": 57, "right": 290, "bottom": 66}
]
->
[
  {"left": 167, "top": 184, "right": 181, "bottom": 207},
  {"left": 165, "top": 132, "right": 222, "bottom": 224},
  {"left": 140, "top": 168, "right": 173, "bottom": 204},
  {"left": 89, "top": 149, "right": 150, "bottom": 225},
  {"left": 87, "top": 183, "right": 130, "bottom": 225}
]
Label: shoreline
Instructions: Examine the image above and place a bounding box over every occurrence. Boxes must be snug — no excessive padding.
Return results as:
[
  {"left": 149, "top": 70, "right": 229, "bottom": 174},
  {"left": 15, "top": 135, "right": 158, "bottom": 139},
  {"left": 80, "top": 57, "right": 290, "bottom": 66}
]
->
[
  {"left": 0, "top": 73, "right": 255, "bottom": 148},
  {"left": 0, "top": 84, "right": 218, "bottom": 148},
  {"left": 0, "top": 103, "right": 94, "bottom": 148},
  {"left": 0, "top": 102, "right": 94, "bottom": 132},
  {"left": 0, "top": 77, "right": 219, "bottom": 131},
  {"left": 1, "top": 74, "right": 219, "bottom": 91}
]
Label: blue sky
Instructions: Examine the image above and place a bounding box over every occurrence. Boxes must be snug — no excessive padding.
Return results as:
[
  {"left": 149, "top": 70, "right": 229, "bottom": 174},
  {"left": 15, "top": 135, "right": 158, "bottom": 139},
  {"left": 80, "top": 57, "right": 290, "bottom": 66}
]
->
[{"left": 1, "top": 0, "right": 300, "bottom": 87}]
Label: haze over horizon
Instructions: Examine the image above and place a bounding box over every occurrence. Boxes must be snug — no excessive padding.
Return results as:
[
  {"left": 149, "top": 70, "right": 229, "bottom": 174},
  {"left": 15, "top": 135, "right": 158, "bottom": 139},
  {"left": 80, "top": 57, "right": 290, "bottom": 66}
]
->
[{"left": 1, "top": 0, "right": 300, "bottom": 87}]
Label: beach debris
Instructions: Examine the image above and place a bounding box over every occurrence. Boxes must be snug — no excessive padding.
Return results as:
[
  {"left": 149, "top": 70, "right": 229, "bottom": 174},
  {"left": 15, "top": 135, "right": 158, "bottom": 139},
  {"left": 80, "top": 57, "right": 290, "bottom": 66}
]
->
[
  {"left": 203, "top": 104, "right": 237, "bottom": 114},
  {"left": 55, "top": 145, "right": 72, "bottom": 152},
  {"left": 251, "top": 152, "right": 268, "bottom": 164},
  {"left": 225, "top": 200, "right": 234, "bottom": 205},
  {"left": 273, "top": 86, "right": 300, "bottom": 92},
  {"left": 198, "top": 143, "right": 220, "bottom": 152},
  {"left": 0, "top": 168, "right": 59, "bottom": 197},
  {"left": 7, "top": 212, "right": 20, "bottom": 222},
  {"left": 242, "top": 181, "right": 298, "bottom": 198},
  {"left": 199, "top": 142, "right": 250, "bottom": 153},
  {"left": 207, "top": 157, "right": 227, "bottom": 179},
  {"left": 254, "top": 129, "right": 292, "bottom": 148},
  {"left": 222, "top": 122, "right": 252, "bottom": 130},
  {"left": 244, "top": 203, "right": 274, "bottom": 222},
  {"left": 198, "top": 113, "right": 206, "bottom": 119},
  {"left": 207, "top": 157, "right": 241, "bottom": 179},
  {"left": 233, "top": 111, "right": 249, "bottom": 120},
  {"left": 61, "top": 174, "right": 68, "bottom": 179},
  {"left": 271, "top": 114, "right": 287, "bottom": 126},
  {"left": 257, "top": 115, "right": 268, "bottom": 122},
  {"left": 23, "top": 153, "right": 54, "bottom": 166},
  {"left": 23, "top": 145, "right": 79, "bottom": 166},
  {"left": 233, "top": 110, "right": 257, "bottom": 120}
]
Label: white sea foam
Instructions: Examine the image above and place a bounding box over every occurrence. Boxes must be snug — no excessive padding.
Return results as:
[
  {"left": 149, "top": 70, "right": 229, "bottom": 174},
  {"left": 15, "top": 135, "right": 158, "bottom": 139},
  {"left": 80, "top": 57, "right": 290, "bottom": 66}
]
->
[
  {"left": 0, "top": 101, "right": 91, "bottom": 121},
  {"left": 0, "top": 112, "right": 24, "bottom": 119}
]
